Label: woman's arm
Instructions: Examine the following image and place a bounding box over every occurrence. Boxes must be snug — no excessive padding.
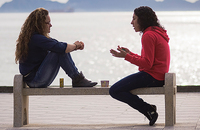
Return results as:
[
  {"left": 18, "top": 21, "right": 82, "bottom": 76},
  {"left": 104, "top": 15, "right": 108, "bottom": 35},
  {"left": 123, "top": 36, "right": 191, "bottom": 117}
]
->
[
  {"left": 65, "top": 41, "right": 84, "bottom": 53},
  {"left": 125, "top": 33, "right": 155, "bottom": 69}
]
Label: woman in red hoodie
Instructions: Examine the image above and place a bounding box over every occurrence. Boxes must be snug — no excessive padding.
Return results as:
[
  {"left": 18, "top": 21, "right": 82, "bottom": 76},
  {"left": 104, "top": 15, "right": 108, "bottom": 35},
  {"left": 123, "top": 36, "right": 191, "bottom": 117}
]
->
[{"left": 109, "top": 6, "right": 170, "bottom": 126}]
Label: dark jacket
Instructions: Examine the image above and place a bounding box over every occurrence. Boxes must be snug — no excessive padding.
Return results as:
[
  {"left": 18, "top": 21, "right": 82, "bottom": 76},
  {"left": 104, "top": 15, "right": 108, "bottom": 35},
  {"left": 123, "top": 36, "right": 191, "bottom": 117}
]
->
[{"left": 19, "top": 32, "right": 67, "bottom": 82}]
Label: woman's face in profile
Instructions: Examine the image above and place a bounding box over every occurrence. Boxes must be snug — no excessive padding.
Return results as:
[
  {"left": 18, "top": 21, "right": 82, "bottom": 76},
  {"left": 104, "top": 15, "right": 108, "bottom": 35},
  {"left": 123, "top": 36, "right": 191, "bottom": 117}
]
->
[
  {"left": 45, "top": 15, "right": 52, "bottom": 33},
  {"left": 131, "top": 13, "right": 140, "bottom": 32}
]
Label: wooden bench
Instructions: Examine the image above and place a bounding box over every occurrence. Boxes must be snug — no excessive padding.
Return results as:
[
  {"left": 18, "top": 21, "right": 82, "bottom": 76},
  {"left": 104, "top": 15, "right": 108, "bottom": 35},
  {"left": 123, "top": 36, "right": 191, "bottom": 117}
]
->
[{"left": 13, "top": 73, "right": 176, "bottom": 127}]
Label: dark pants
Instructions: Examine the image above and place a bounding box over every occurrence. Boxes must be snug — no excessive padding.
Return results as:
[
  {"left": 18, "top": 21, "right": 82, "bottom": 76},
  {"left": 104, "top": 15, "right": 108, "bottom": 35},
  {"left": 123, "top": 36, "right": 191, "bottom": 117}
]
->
[
  {"left": 109, "top": 71, "right": 164, "bottom": 115},
  {"left": 26, "top": 52, "right": 79, "bottom": 88}
]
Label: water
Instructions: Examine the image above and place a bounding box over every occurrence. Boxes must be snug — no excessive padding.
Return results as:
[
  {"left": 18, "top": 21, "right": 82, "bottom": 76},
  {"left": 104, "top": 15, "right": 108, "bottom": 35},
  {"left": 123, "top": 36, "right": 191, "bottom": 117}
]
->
[{"left": 0, "top": 11, "right": 200, "bottom": 86}]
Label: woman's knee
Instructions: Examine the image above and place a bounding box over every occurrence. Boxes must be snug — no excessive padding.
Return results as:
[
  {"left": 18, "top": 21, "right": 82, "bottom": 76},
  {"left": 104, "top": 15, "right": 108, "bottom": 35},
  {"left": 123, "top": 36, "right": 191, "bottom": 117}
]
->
[{"left": 109, "top": 85, "right": 118, "bottom": 98}]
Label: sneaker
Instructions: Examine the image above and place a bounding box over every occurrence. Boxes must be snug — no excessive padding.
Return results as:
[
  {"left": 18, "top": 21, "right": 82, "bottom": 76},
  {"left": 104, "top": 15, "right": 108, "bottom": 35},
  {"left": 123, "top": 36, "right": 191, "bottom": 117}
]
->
[
  {"left": 145, "top": 105, "right": 158, "bottom": 126},
  {"left": 147, "top": 110, "right": 158, "bottom": 126}
]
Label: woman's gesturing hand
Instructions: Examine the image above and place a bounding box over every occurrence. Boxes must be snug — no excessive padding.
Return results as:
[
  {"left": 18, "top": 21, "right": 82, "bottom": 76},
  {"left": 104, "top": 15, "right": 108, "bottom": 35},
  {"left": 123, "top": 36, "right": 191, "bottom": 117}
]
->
[{"left": 110, "top": 46, "right": 130, "bottom": 58}]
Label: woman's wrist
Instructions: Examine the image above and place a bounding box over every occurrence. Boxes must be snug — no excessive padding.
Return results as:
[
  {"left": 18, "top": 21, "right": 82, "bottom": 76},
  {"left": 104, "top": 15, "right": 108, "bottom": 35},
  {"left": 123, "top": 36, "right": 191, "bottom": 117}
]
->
[{"left": 74, "top": 43, "right": 78, "bottom": 50}]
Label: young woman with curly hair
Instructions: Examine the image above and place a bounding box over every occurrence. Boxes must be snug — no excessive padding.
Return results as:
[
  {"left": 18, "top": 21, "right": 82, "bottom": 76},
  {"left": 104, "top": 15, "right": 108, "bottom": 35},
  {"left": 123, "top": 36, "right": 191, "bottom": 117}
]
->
[
  {"left": 15, "top": 8, "right": 97, "bottom": 88},
  {"left": 110, "top": 6, "right": 170, "bottom": 126}
]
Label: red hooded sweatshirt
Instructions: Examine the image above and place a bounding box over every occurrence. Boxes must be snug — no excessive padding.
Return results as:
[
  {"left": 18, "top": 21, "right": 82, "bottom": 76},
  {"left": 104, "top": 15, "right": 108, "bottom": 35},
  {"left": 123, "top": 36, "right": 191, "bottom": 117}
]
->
[{"left": 125, "top": 26, "right": 170, "bottom": 80}]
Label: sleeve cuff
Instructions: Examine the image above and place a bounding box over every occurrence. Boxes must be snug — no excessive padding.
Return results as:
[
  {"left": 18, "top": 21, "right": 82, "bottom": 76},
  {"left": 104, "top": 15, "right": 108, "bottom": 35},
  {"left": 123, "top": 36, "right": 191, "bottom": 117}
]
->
[{"left": 125, "top": 53, "right": 132, "bottom": 61}]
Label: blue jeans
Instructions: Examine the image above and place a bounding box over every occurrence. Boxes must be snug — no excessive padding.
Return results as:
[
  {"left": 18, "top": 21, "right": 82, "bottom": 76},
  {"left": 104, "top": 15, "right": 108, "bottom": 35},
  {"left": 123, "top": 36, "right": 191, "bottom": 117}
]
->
[
  {"left": 26, "top": 52, "right": 79, "bottom": 88},
  {"left": 109, "top": 71, "right": 164, "bottom": 115}
]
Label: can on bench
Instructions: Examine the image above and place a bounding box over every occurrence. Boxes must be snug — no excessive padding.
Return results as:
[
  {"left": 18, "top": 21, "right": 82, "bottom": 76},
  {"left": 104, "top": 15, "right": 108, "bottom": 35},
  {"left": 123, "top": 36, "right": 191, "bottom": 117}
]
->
[{"left": 60, "top": 78, "right": 64, "bottom": 88}]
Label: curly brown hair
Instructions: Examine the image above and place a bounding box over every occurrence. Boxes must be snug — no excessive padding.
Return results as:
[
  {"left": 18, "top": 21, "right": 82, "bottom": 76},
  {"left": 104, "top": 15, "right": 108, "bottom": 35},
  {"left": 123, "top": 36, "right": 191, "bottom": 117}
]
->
[
  {"left": 15, "top": 8, "right": 49, "bottom": 63},
  {"left": 134, "top": 6, "right": 164, "bottom": 32}
]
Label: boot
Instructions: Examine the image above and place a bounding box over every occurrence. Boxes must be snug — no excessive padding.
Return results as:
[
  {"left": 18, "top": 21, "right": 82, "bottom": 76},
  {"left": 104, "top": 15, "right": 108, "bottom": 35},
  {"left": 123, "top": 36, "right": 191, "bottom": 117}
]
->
[
  {"left": 144, "top": 105, "right": 158, "bottom": 126},
  {"left": 72, "top": 72, "right": 97, "bottom": 87}
]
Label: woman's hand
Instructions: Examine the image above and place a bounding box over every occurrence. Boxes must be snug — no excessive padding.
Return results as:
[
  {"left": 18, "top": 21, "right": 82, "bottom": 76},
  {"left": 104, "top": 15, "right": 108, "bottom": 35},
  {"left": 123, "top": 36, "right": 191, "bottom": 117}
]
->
[
  {"left": 110, "top": 46, "right": 129, "bottom": 58},
  {"left": 120, "top": 46, "right": 131, "bottom": 54},
  {"left": 74, "top": 41, "right": 84, "bottom": 50}
]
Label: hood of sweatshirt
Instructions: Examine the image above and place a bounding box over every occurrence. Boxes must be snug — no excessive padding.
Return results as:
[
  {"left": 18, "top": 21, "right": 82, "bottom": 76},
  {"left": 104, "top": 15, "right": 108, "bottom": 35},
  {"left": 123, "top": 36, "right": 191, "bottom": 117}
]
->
[{"left": 143, "top": 26, "right": 169, "bottom": 42}]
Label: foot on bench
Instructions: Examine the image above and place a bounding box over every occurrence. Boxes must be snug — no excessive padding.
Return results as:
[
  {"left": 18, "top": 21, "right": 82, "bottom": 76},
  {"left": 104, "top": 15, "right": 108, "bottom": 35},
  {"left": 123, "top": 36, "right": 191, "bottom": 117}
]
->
[{"left": 72, "top": 72, "right": 97, "bottom": 87}]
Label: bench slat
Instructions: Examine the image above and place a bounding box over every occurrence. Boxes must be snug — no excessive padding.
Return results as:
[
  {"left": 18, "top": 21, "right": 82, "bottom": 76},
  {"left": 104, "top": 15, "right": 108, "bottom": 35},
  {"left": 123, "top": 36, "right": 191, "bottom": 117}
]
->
[
  {"left": 22, "top": 87, "right": 165, "bottom": 96},
  {"left": 23, "top": 87, "right": 110, "bottom": 95},
  {"left": 130, "top": 87, "right": 165, "bottom": 95}
]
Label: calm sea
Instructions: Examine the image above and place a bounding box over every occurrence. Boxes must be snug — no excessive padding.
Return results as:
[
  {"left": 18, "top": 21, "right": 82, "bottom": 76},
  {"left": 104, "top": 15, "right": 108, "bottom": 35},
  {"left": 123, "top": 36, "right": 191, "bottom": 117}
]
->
[{"left": 0, "top": 11, "right": 200, "bottom": 86}]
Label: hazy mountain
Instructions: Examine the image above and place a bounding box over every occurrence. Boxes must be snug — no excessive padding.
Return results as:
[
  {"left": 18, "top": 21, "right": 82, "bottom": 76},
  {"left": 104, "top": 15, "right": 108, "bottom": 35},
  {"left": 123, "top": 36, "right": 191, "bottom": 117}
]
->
[
  {"left": 0, "top": 0, "right": 73, "bottom": 12},
  {"left": 0, "top": 0, "right": 200, "bottom": 12},
  {"left": 66, "top": 0, "right": 200, "bottom": 11}
]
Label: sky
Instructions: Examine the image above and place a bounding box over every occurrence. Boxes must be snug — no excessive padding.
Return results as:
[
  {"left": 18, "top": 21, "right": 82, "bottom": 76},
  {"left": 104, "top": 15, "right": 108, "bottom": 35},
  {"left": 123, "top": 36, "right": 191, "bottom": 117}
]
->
[
  {"left": 0, "top": 0, "right": 68, "bottom": 7},
  {"left": 0, "top": 0, "right": 199, "bottom": 8}
]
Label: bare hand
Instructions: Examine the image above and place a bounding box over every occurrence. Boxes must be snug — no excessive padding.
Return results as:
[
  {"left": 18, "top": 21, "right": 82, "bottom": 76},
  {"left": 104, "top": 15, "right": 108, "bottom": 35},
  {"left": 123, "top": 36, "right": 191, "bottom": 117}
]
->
[
  {"left": 120, "top": 46, "right": 131, "bottom": 54},
  {"left": 110, "top": 46, "right": 128, "bottom": 58},
  {"left": 74, "top": 41, "right": 84, "bottom": 50},
  {"left": 79, "top": 41, "right": 84, "bottom": 50}
]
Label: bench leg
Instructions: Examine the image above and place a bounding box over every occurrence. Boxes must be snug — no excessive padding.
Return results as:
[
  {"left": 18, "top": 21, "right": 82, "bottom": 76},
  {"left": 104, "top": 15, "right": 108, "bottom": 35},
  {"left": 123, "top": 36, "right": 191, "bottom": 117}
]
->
[
  {"left": 164, "top": 73, "right": 176, "bottom": 126},
  {"left": 23, "top": 95, "right": 29, "bottom": 125},
  {"left": 13, "top": 75, "right": 29, "bottom": 127}
]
